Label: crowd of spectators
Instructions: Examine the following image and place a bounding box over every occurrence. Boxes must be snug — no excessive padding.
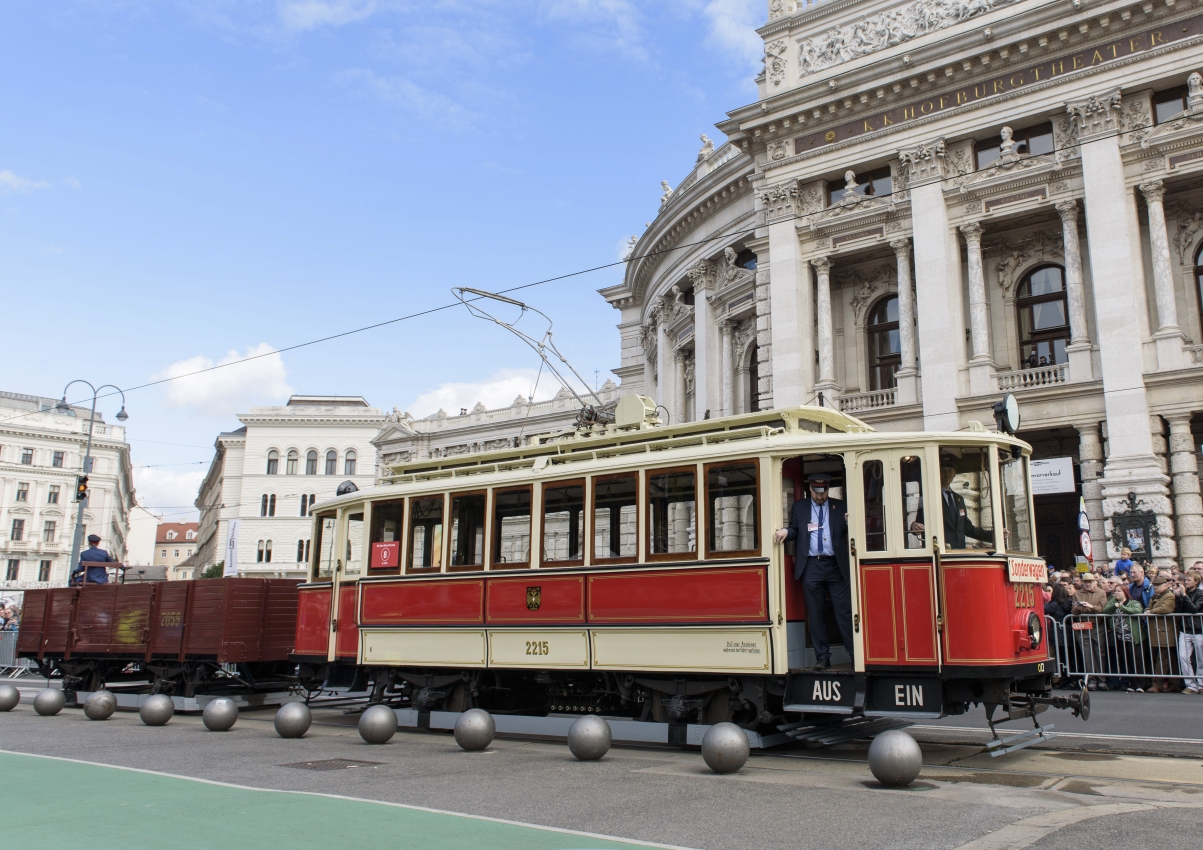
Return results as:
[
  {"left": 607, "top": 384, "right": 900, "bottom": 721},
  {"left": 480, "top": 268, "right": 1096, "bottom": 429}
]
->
[
  {"left": 1043, "top": 551, "right": 1203, "bottom": 694},
  {"left": 0, "top": 604, "right": 19, "bottom": 631}
]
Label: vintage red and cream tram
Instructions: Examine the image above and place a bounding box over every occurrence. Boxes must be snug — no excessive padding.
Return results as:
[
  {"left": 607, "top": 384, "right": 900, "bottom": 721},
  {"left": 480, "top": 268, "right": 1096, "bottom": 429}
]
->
[{"left": 292, "top": 400, "right": 1085, "bottom": 743}]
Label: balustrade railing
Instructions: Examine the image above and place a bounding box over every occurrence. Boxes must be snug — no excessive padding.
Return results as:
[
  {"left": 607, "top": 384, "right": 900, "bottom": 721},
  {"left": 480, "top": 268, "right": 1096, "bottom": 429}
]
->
[
  {"left": 838, "top": 388, "right": 896, "bottom": 412},
  {"left": 995, "top": 363, "right": 1068, "bottom": 391}
]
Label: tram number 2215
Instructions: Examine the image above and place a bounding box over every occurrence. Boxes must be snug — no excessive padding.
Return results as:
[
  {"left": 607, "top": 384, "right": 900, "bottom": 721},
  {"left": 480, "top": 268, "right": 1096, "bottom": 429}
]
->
[
  {"left": 525, "top": 640, "right": 550, "bottom": 656},
  {"left": 1013, "top": 583, "right": 1036, "bottom": 608}
]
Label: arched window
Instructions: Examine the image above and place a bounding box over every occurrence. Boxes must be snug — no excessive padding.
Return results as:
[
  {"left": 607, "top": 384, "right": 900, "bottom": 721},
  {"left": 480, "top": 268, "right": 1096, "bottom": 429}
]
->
[
  {"left": 1194, "top": 244, "right": 1203, "bottom": 334},
  {"left": 866, "top": 296, "right": 901, "bottom": 391},
  {"left": 266, "top": 450, "right": 279, "bottom": 475},
  {"left": 264, "top": 540, "right": 273, "bottom": 563},
  {"left": 304, "top": 539, "right": 311, "bottom": 562},
  {"left": 309, "top": 493, "right": 316, "bottom": 515},
  {"left": 256, "top": 540, "right": 265, "bottom": 562},
  {"left": 268, "top": 494, "right": 276, "bottom": 517},
  {"left": 325, "top": 450, "right": 337, "bottom": 475},
  {"left": 345, "top": 450, "right": 357, "bottom": 476},
  {"left": 305, "top": 450, "right": 318, "bottom": 475},
  {"left": 1017, "top": 265, "right": 1069, "bottom": 367},
  {"left": 261, "top": 494, "right": 269, "bottom": 517},
  {"left": 286, "top": 450, "right": 298, "bottom": 475},
  {"left": 300, "top": 494, "right": 308, "bottom": 516},
  {"left": 296, "top": 539, "right": 305, "bottom": 562}
]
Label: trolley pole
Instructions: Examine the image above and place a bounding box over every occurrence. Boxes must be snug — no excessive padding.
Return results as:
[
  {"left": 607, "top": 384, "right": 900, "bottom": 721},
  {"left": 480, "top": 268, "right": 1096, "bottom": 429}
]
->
[{"left": 58, "top": 381, "right": 128, "bottom": 586}]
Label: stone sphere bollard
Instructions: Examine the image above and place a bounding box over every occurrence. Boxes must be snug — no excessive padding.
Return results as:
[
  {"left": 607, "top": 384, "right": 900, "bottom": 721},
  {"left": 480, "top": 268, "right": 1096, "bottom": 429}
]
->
[
  {"left": 701, "top": 722, "right": 750, "bottom": 774},
  {"left": 867, "top": 729, "right": 923, "bottom": 787},
  {"left": 453, "top": 708, "right": 495, "bottom": 752},
  {"left": 567, "top": 715, "right": 612, "bottom": 761},
  {"left": 84, "top": 690, "right": 117, "bottom": 721},
  {"left": 202, "top": 698, "right": 239, "bottom": 732},
  {"left": 0, "top": 684, "right": 21, "bottom": 712},
  {"left": 139, "top": 694, "right": 175, "bottom": 726},
  {"left": 34, "top": 688, "right": 66, "bottom": 717},
  {"left": 358, "top": 704, "right": 397, "bottom": 744},
  {"left": 274, "top": 702, "right": 312, "bottom": 738}
]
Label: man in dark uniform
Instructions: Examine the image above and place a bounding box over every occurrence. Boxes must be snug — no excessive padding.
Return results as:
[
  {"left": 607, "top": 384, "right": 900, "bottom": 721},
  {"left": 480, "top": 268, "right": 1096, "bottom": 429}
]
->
[
  {"left": 911, "top": 457, "right": 993, "bottom": 549},
  {"left": 72, "top": 534, "right": 115, "bottom": 585},
  {"left": 774, "top": 473, "right": 853, "bottom": 670}
]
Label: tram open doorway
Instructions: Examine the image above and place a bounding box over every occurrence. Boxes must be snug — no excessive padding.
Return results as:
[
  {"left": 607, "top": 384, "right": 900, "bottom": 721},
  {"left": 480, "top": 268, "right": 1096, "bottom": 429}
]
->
[{"left": 781, "top": 453, "right": 853, "bottom": 671}]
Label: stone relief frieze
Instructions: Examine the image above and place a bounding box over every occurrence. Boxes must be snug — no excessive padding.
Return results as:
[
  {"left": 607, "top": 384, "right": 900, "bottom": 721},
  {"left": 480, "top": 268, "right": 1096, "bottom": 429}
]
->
[
  {"left": 766, "top": 39, "right": 788, "bottom": 87},
  {"left": 990, "top": 232, "right": 1065, "bottom": 295},
  {"left": 1168, "top": 203, "right": 1203, "bottom": 263},
  {"left": 768, "top": 0, "right": 797, "bottom": 21},
  {"left": 1067, "top": 89, "right": 1123, "bottom": 140},
  {"left": 767, "top": 139, "right": 789, "bottom": 161},
  {"left": 796, "top": 0, "right": 1022, "bottom": 78},
  {"left": 1140, "top": 73, "right": 1203, "bottom": 148},
  {"left": 759, "top": 178, "right": 805, "bottom": 218},
  {"left": 687, "top": 259, "right": 717, "bottom": 292},
  {"left": 841, "top": 264, "right": 898, "bottom": 321},
  {"left": 810, "top": 173, "right": 896, "bottom": 231}
]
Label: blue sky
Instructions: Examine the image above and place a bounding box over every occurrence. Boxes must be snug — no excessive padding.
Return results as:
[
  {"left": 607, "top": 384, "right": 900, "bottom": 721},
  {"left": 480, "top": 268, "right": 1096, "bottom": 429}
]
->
[{"left": 1, "top": 0, "right": 764, "bottom": 517}]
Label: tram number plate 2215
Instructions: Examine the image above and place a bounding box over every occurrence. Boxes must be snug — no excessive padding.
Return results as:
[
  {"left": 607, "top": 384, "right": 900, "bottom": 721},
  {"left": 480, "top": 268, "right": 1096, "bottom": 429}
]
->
[
  {"left": 1013, "top": 583, "right": 1036, "bottom": 608},
  {"left": 525, "top": 640, "right": 550, "bottom": 656}
]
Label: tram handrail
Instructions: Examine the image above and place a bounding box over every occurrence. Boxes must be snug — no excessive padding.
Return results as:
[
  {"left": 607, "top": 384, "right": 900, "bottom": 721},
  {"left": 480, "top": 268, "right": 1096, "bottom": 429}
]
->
[{"left": 1052, "top": 612, "right": 1203, "bottom": 684}]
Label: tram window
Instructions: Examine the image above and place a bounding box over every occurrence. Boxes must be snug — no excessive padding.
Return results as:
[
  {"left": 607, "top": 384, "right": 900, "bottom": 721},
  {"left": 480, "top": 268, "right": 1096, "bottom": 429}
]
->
[
  {"left": 449, "top": 492, "right": 486, "bottom": 569},
  {"left": 493, "top": 487, "right": 532, "bottom": 567},
  {"left": 543, "top": 480, "right": 585, "bottom": 564},
  {"left": 345, "top": 512, "right": 364, "bottom": 577},
  {"left": 900, "top": 455, "right": 925, "bottom": 549},
  {"left": 1001, "top": 450, "right": 1034, "bottom": 554},
  {"left": 314, "top": 514, "right": 337, "bottom": 580},
  {"left": 863, "top": 460, "right": 887, "bottom": 551},
  {"left": 594, "top": 473, "right": 638, "bottom": 562},
  {"left": 369, "top": 500, "right": 405, "bottom": 572},
  {"left": 648, "top": 468, "right": 697, "bottom": 558},
  {"left": 706, "top": 461, "right": 758, "bottom": 555},
  {"left": 938, "top": 448, "right": 995, "bottom": 551},
  {"left": 408, "top": 496, "right": 444, "bottom": 571}
]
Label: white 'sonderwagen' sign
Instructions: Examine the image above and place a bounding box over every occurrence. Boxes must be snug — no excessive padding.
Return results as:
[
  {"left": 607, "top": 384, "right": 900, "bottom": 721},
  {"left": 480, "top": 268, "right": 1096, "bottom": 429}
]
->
[{"left": 1008, "top": 557, "right": 1046, "bottom": 583}]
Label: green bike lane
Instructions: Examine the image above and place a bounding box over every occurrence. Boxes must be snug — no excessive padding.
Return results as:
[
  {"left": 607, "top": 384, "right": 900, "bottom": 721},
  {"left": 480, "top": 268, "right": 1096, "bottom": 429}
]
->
[{"left": 1, "top": 751, "right": 692, "bottom": 850}]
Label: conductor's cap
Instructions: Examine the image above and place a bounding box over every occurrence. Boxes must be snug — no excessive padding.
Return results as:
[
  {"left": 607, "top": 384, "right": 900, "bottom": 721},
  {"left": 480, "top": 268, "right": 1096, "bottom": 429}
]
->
[
  {"left": 806, "top": 473, "right": 832, "bottom": 486},
  {"left": 87, "top": 534, "right": 101, "bottom": 543}
]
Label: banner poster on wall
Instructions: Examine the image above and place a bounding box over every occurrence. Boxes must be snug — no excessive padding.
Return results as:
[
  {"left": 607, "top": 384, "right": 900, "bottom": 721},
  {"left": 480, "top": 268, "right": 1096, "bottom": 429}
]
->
[{"left": 224, "top": 519, "right": 240, "bottom": 577}]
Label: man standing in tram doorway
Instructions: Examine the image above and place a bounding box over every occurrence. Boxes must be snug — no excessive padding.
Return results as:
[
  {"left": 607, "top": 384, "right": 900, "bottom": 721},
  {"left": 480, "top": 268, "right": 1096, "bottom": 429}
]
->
[{"left": 774, "top": 473, "right": 854, "bottom": 670}]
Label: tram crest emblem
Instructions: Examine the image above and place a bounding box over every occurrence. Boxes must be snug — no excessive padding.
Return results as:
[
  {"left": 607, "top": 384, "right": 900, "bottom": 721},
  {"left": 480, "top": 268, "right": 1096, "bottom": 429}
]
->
[{"left": 526, "top": 586, "right": 542, "bottom": 611}]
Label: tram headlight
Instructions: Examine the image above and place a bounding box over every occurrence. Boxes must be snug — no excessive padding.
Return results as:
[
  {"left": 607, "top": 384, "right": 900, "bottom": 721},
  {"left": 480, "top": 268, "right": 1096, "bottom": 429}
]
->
[{"left": 1027, "top": 611, "right": 1043, "bottom": 650}]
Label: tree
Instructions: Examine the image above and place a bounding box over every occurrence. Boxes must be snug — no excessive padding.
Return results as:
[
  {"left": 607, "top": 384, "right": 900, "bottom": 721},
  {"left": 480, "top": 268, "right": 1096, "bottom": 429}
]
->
[{"left": 200, "top": 561, "right": 224, "bottom": 579}]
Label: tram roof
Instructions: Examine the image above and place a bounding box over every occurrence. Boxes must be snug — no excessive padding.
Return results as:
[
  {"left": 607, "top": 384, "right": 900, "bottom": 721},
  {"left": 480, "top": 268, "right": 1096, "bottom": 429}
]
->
[{"left": 311, "top": 404, "right": 1024, "bottom": 504}]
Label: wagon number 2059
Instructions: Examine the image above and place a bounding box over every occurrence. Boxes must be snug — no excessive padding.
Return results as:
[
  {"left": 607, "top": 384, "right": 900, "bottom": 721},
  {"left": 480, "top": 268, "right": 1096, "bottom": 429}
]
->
[{"left": 525, "top": 641, "right": 549, "bottom": 656}]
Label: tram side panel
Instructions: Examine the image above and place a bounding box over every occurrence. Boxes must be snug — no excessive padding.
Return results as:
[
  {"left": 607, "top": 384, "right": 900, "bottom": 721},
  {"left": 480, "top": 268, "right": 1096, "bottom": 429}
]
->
[
  {"left": 293, "top": 584, "right": 332, "bottom": 658},
  {"left": 941, "top": 558, "right": 1047, "bottom": 669},
  {"left": 857, "top": 559, "right": 940, "bottom": 667}
]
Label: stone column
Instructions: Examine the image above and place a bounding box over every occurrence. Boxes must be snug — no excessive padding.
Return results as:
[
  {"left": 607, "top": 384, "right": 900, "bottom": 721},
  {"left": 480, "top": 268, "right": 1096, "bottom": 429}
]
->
[
  {"left": 1140, "top": 180, "right": 1186, "bottom": 370},
  {"left": 656, "top": 316, "right": 671, "bottom": 416},
  {"left": 961, "top": 223, "right": 995, "bottom": 395},
  {"left": 911, "top": 180, "right": 964, "bottom": 430},
  {"left": 891, "top": 238, "right": 919, "bottom": 406},
  {"left": 1070, "top": 89, "right": 1172, "bottom": 556},
  {"left": 1076, "top": 422, "right": 1109, "bottom": 571},
  {"left": 812, "top": 257, "right": 836, "bottom": 394},
  {"left": 674, "top": 349, "right": 687, "bottom": 425},
  {"left": 1056, "top": 199, "right": 1094, "bottom": 382},
  {"left": 689, "top": 260, "right": 717, "bottom": 419},
  {"left": 720, "top": 320, "right": 734, "bottom": 417},
  {"left": 1167, "top": 414, "right": 1203, "bottom": 567}
]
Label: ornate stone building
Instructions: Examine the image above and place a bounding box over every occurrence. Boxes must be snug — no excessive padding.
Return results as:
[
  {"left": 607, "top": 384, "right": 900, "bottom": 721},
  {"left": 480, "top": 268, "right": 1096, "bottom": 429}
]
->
[{"left": 601, "top": 0, "right": 1203, "bottom": 570}]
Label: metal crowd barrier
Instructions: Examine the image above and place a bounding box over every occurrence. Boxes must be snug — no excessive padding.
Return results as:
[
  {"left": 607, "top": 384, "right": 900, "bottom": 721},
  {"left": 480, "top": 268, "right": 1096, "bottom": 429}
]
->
[
  {"left": 0, "top": 631, "right": 27, "bottom": 677},
  {"left": 1050, "top": 612, "right": 1203, "bottom": 687}
]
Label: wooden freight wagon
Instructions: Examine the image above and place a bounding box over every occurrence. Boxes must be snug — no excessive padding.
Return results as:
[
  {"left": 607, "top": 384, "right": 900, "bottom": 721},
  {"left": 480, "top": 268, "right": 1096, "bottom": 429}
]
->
[{"left": 17, "top": 578, "right": 302, "bottom": 696}]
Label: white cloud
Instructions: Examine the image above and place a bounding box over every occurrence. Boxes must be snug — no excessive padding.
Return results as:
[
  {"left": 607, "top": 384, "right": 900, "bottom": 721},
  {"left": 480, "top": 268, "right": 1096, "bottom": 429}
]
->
[
  {"left": 407, "top": 367, "right": 581, "bottom": 418},
  {"left": 154, "top": 343, "right": 294, "bottom": 418},
  {"left": 539, "top": 0, "right": 650, "bottom": 62},
  {"left": 63, "top": 177, "right": 82, "bottom": 189},
  {"left": 701, "top": 0, "right": 764, "bottom": 68},
  {"left": 337, "top": 67, "right": 477, "bottom": 126},
  {"left": 134, "top": 468, "right": 207, "bottom": 521},
  {"left": 277, "top": 0, "right": 378, "bottom": 31},
  {"left": 0, "top": 170, "right": 50, "bottom": 194}
]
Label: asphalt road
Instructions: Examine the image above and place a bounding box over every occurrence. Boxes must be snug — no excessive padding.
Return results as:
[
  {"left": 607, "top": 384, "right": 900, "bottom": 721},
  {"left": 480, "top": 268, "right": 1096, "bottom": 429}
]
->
[{"left": 2, "top": 692, "right": 1201, "bottom": 850}]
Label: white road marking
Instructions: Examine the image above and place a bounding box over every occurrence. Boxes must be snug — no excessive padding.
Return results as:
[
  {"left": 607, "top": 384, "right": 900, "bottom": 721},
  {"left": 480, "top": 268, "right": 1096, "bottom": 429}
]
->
[{"left": 953, "top": 802, "right": 1155, "bottom": 850}]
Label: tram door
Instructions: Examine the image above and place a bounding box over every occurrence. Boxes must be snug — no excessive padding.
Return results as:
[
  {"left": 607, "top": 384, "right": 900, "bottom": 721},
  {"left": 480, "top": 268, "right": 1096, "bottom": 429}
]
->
[
  {"left": 326, "top": 505, "right": 365, "bottom": 663},
  {"left": 851, "top": 449, "right": 941, "bottom": 670}
]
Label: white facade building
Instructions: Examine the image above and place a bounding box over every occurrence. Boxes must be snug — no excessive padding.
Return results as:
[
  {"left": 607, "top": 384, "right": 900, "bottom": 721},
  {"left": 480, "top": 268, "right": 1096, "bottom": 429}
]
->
[
  {"left": 193, "top": 396, "right": 385, "bottom": 578},
  {"left": 125, "top": 505, "right": 161, "bottom": 567},
  {"left": 0, "top": 390, "right": 134, "bottom": 588},
  {"left": 600, "top": 0, "right": 1203, "bottom": 571}
]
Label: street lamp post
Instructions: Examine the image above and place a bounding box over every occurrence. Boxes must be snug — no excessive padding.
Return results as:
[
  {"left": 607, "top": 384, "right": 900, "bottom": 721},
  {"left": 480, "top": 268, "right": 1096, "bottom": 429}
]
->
[{"left": 57, "top": 381, "right": 128, "bottom": 586}]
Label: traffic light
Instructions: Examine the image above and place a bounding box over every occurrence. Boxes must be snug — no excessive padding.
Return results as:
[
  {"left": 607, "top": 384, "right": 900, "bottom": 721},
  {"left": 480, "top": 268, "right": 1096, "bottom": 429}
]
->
[{"left": 75, "top": 475, "right": 89, "bottom": 502}]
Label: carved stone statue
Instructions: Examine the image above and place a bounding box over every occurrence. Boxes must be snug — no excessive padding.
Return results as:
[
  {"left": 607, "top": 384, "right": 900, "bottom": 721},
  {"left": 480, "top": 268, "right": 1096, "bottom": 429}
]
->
[
  {"left": 660, "top": 181, "right": 674, "bottom": 207},
  {"left": 1189, "top": 71, "right": 1203, "bottom": 112},
  {"left": 839, "top": 170, "right": 860, "bottom": 202},
  {"left": 697, "top": 134, "right": 715, "bottom": 162},
  {"left": 623, "top": 235, "right": 638, "bottom": 260}
]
